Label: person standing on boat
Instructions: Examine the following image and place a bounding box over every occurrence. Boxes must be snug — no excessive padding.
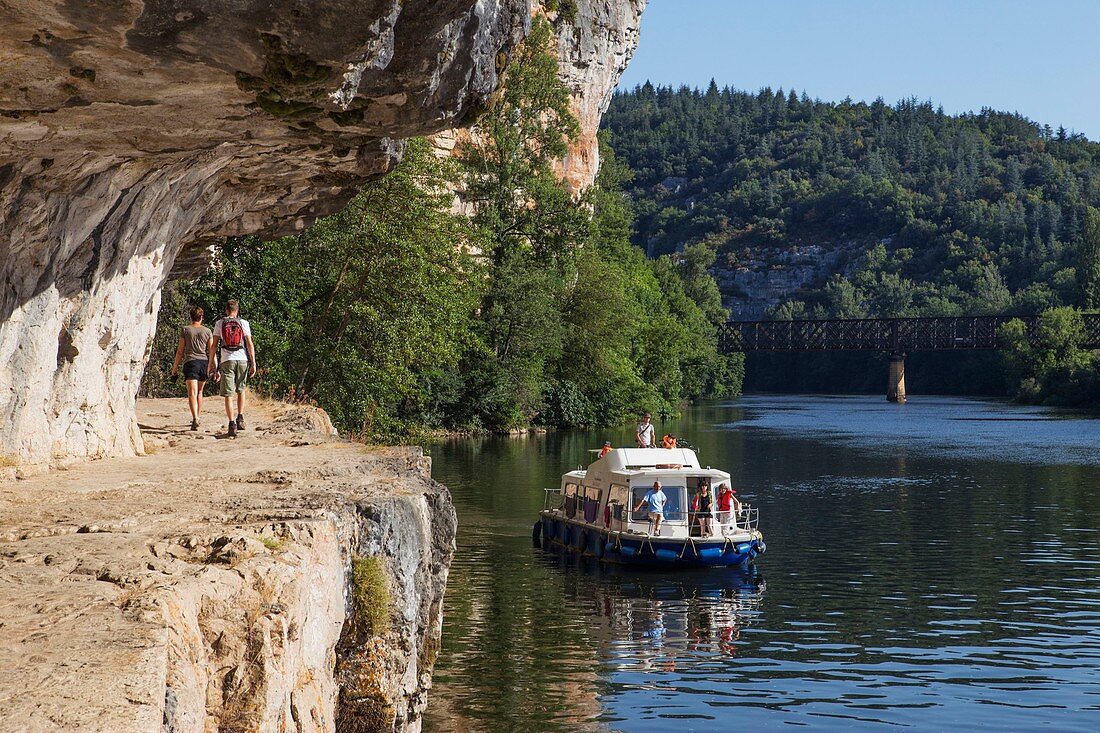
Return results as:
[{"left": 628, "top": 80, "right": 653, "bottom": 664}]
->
[
  {"left": 634, "top": 481, "right": 667, "bottom": 535},
  {"left": 716, "top": 483, "right": 741, "bottom": 529},
  {"left": 636, "top": 413, "right": 656, "bottom": 448},
  {"left": 695, "top": 482, "right": 715, "bottom": 537}
]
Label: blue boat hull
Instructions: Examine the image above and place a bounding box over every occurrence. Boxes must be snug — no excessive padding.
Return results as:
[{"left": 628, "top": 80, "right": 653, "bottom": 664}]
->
[{"left": 537, "top": 514, "right": 765, "bottom": 568}]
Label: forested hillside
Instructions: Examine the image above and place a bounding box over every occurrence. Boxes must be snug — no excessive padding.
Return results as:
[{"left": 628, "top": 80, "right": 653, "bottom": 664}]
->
[{"left": 603, "top": 83, "right": 1100, "bottom": 403}]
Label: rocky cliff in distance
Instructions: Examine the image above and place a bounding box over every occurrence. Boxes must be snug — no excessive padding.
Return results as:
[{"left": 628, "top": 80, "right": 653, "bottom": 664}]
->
[{"left": 0, "top": 0, "right": 644, "bottom": 468}]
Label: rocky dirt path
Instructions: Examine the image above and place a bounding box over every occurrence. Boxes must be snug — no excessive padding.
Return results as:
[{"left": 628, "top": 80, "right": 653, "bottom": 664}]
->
[{"left": 0, "top": 398, "right": 453, "bottom": 732}]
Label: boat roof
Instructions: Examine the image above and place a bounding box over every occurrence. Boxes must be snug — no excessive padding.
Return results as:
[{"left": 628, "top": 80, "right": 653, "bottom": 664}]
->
[
  {"left": 627, "top": 468, "right": 732, "bottom": 482},
  {"left": 562, "top": 448, "right": 733, "bottom": 491},
  {"left": 587, "top": 448, "right": 731, "bottom": 481},
  {"left": 598, "top": 448, "right": 702, "bottom": 471}
]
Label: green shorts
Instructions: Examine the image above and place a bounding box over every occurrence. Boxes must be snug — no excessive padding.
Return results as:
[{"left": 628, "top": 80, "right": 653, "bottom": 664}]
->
[{"left": 219, "top": 360, "right": 249, "bottom": 396}]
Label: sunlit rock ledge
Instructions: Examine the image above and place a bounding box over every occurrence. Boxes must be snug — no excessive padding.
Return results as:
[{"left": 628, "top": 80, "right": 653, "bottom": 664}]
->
[{"left": 0, "top": 399, "right": 456, "bottom": 732}]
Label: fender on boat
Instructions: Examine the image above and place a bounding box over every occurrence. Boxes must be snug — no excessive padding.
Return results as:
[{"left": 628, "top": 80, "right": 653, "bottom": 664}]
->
[
  {"left": 654, "top": 547, "right": 679, "bottom": 562},
  {"left": 698, "top": 546, "right": 723, "bottom": 560}
]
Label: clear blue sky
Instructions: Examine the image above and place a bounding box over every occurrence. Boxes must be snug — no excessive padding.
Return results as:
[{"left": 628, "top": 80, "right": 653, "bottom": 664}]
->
[{"left": 619, "top": 0, "right": 1100, "bottom": 139}]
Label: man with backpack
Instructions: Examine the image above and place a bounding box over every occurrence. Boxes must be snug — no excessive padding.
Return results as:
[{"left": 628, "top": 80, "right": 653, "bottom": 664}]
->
[{"left": 207, "top": 300, "right": 257, "bottom": 438}]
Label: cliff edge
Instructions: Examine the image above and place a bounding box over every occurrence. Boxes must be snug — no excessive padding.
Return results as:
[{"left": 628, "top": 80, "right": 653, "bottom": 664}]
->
[{"left": 0, "top": 398, "right": 456, "bottom": 732}]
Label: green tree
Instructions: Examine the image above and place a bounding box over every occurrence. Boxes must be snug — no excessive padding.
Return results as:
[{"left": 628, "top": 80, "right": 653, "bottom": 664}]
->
[
  {"left": 461, "top": 16, "right": 582, "bottom": 268},
  {"left": 178, "top": 138, "right": 481, "bottom": 439},
  {"left": 999, "top": 307, "right": 1097, "bottom": 404},
  {"left": 676, "top": 242, "right": 729, "bottom": 328},
  {"left": 456, "top": 16, "right": 587, "bottom": 429},
  {"left": 1077, "top": 206, "right": 1100, "bottom": 308}
]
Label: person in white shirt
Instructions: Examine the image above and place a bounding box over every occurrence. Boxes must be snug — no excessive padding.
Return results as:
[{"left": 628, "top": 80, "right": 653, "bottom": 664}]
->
[
  {"left": 635, "top": 412, "right": 655, "bottom": 448},
  {"left": 633, "top": 481, "right": 668, "bottom": 535},
  {"left": 207, "top": 299, "right": 257, "bottom": 438}
]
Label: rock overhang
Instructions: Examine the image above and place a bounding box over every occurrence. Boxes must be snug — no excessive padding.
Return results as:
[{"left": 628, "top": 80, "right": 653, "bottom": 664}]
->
[{"left": 0, "top": 1, "right": 647, "bottom": 466}]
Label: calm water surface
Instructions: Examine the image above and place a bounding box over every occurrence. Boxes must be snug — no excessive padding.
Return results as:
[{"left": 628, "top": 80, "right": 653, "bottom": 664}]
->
[{"left": 422, "top": 396, "right": 1100, "bottom": 732}]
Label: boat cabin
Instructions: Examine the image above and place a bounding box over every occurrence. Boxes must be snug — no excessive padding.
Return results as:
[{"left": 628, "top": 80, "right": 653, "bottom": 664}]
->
[{"left": 552, "top": 448, "right": 750, "bottom": 539}]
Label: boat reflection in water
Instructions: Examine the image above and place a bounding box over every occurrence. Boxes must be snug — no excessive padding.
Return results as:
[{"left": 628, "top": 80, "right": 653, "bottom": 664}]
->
[{"left": 536, "top": 551, "right": 766, "bottom": 672}]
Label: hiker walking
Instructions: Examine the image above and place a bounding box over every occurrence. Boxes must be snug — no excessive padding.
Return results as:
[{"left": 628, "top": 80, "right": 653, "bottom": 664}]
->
[
  {"left": 170, "top": 306, "right": 212, "bottom": 430},
  {"left": 207, "top": 300, "right": 256, "bottom": 438}
]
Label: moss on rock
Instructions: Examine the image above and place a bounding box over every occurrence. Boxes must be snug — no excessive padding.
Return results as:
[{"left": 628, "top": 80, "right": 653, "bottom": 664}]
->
[{"left": 351, "top": 555, "right": 390, "bottom": 636}]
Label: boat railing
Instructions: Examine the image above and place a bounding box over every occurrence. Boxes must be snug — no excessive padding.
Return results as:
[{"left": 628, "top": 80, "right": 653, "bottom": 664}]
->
[
  {"left": 543, "top": 488, "right": 563, "bottom": 511},
  {"left": 737, "top": 506, "right": 759, "bottom": 530},
  {"left": 630, "top": 508, "right": 688, "bottom": 523}
]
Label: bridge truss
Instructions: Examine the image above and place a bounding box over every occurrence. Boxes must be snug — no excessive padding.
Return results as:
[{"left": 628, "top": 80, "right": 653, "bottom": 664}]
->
[{"left": 718, "top": 314, "right": 1100, "bottom": 353}]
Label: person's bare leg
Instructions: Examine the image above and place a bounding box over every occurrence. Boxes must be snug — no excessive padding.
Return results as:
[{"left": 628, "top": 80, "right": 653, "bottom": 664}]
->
[
  {"left": 196, "top": 381, "right": 205, "bottom": 416},
  {"left": 186, "top": 380, "right": 199, "bottom": 421},
  {"left": 224, "top": 395, "right": 235, "bottom": 421},
  {"left": 654, "top": 515, "right": 662, "bottom": 535},
  {"left": 237, "top": 389, "right": 246, "bottom": 418}
]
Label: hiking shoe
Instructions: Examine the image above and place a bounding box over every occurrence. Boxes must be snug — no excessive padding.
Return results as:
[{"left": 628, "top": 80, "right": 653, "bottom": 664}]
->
[
  {"left": 228, "top": 421, "right": 237, "bottom": 438},
  {"left": 235, "top": 414, "right": 245, "bottom": 431},
  {"left": 190, "top": 419, "right": 199, "bottom": 431}
]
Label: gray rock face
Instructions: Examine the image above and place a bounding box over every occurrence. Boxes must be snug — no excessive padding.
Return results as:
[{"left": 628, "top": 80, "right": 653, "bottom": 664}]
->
[
  {"left": 0, "top": 1, "right": 532, "bottom": 465},
  {"left": 0, "top": 0, "right": 645, "bottom": 467},
  {"left": 549, "top": 0, "right": 647, "bottom": 192}
]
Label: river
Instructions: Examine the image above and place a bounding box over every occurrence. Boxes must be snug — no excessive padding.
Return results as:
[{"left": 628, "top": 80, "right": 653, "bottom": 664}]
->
[{"left": 422, "top": 396, "right": 1100, "bottom": 732}]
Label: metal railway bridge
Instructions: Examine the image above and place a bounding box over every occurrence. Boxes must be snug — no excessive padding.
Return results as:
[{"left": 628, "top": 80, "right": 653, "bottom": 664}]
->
[{"left": 717, "top": 314, "right": 1100, "bottom": 403}]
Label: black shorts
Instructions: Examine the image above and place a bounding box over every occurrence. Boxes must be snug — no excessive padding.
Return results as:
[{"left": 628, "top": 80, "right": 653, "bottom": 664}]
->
[{"left": 182, "top": 359, "right": 208, "bottom": 381}]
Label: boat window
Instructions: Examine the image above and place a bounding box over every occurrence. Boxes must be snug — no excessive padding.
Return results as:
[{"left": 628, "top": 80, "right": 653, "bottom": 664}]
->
[
  {"left": 582, "top": 486, "right": 601, "bottom": 523},
  {"left": 630, "top": 484, "right": 686, "bottom": 522},
  {"left": 564, "top": 482, "right": 579, "bottom": 519},
  {"left": 608, "top": 484, "right": 629, "bottom": 524}
]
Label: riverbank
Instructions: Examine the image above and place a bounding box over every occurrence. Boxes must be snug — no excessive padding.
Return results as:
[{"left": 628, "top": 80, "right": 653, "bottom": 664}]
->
[{"left": 0, "top": 398, "right": 455, "bottom": 732}]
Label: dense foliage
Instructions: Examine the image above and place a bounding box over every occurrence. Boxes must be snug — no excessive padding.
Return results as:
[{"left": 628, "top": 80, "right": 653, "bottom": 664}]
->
[
  {"left": 604, "top": 83, "right": 1100, "bottom": 404},
  {"left": 145, "top": 20, "right": 741, "bottom": 438}
]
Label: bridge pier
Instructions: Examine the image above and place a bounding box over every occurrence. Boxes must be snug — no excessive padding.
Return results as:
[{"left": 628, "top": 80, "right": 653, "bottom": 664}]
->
[{"left": 887, "top": 352, "right": 906, "bottom": 403}]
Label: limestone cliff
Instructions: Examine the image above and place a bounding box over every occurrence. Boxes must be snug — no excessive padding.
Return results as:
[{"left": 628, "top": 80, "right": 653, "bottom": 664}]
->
[
  {"left": 545, "top": 0, "right": 647, "bottom": 193},
  {"left": 0, "top": 0, "right": 644, "bottom": 468},
  {"left": 433, "top": 1, "right": 647, "bottom": 198},
  {"left": 0, "top": 399, "right": 456, "bottom": 732}
]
